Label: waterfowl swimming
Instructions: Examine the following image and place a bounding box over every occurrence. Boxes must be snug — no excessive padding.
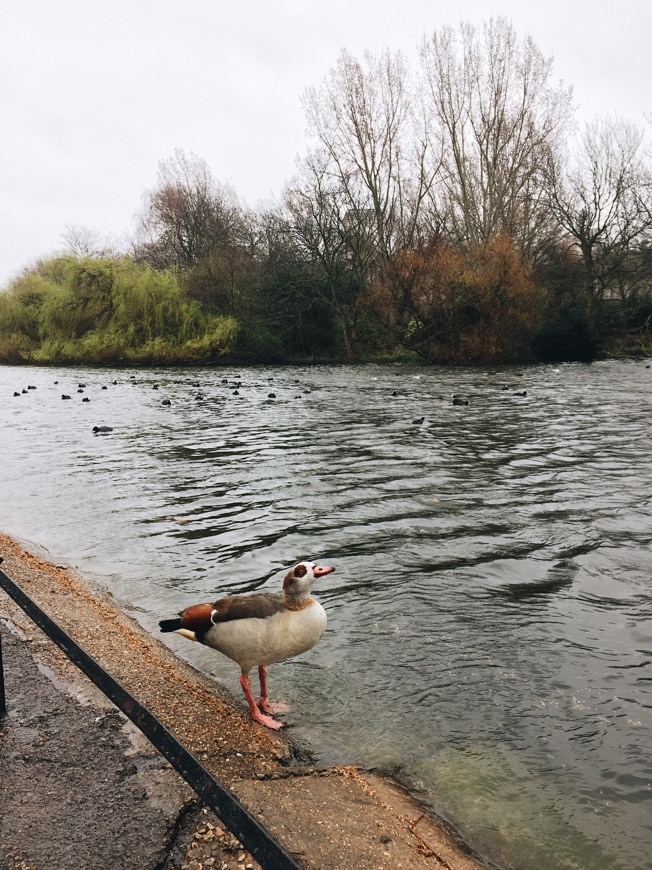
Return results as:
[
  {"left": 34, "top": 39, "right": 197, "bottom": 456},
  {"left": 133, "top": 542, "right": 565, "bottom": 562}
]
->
[
  {"left": 452, "top": 394, "right": 470, "bottom": 406},
  {"left": 159, "top": 560, "right": 334, "bottom": 730},
  {"left": 92, "top": 425, "right": 113, "bottom": 433}
]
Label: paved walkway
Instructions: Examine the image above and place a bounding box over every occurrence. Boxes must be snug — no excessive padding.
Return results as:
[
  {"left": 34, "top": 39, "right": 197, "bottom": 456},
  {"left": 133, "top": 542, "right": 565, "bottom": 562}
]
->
[{"left": 0, "top": 534, "right": 487, "bottom": 870}]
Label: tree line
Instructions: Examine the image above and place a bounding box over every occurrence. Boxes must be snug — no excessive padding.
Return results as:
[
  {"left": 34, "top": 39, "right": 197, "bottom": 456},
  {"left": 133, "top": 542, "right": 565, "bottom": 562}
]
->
[{"left": 1, "top": 18, "right": 651, "bottom": 366}]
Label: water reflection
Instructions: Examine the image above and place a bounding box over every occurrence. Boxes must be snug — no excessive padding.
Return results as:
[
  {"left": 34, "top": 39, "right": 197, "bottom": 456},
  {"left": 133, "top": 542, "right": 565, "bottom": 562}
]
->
[{"left": 1, "top": 360, "right": 651, "bottom": 869}]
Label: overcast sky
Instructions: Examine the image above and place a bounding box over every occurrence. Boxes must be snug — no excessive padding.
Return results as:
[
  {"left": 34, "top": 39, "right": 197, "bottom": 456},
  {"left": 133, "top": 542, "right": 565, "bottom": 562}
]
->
[{"left": 1, "top": 0, "right": 650, "bottom": 288}]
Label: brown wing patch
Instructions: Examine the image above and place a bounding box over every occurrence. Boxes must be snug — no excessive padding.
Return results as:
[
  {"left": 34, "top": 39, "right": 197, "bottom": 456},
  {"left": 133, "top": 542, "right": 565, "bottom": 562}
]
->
[
  {"left": 211, "top": 592, "right": 285, "bottom": 623},
  {"left": 180, "top": 603, "right": 214, "bottom": 633}
]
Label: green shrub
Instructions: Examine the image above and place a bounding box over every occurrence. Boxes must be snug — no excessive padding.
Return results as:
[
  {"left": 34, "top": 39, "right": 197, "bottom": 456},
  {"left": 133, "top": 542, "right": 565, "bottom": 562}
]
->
[{"left": 233, "top": 321, "right": 286, "bottom": 362}]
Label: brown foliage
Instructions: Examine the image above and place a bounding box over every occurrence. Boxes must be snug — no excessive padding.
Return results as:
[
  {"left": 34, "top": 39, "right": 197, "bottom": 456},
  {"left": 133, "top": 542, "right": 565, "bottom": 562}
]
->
[
  {"left": 458, "top": 233, "right": 542, "bottom": 361},
  {"left": 368, "top": 233, "right": 542, "bottom": 362}
]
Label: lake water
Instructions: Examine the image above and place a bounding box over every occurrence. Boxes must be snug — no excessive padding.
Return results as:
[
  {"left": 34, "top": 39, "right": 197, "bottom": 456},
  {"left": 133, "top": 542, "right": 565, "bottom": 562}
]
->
[{"left": 1, "top": 360, "right": 651, "bottom": 869}]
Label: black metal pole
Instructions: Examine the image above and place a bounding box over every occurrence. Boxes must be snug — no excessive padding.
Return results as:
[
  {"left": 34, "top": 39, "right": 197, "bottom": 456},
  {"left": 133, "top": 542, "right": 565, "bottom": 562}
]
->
[
  {"left": 0, "top": 555, "right": 5, "bottom": 716},
  {"left": 0, "top": 627, "right": 6, "bottom": 717},
  {"left": 0, "top": 567, "right": 301, "bottom": 870}
]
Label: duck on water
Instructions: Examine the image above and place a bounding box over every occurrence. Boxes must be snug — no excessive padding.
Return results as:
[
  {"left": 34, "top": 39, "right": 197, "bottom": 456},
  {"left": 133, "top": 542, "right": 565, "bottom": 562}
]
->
[{"left": 159, "top": 561, "right": 334, "bottom": 729}]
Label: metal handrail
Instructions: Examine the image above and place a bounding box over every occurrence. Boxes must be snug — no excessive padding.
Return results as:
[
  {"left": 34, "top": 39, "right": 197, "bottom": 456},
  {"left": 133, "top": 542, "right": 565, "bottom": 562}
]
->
[{"left": 0, "top": 565, "right": 302, "bottom": 870}]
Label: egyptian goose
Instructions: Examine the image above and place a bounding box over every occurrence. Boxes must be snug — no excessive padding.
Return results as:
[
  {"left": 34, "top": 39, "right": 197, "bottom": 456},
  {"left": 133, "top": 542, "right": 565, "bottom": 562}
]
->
[{"left": 159, "top": 561, "right": 334, "bottom": 729}]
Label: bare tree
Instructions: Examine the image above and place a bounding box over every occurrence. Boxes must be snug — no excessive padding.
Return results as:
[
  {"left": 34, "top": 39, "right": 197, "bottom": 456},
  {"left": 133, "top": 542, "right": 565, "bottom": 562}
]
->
[
  {"left": 419, "top": 18, "right": 573, "bottom": 261},
  {"left": 186, "top": 207, "right": 262, "bottom": 317},
  {"left": 61, "top": 224, "right": 120, "bottom": 259},
  {"left": 303, "top": 48, "right": 432, "bottom": 262},
  {"left": 546, "top": 115, "right": 652, "bottom": 322},
  {"left": 283, "top": 149, "right": 368, "bottom": 359},
  {"left": 135, "top": 149, "right": 241, "bottom": 271}
]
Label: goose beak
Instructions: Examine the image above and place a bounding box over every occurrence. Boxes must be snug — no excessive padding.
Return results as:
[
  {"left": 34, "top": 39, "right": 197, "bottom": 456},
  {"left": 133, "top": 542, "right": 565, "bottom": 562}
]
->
[{"left": 312, "top": 565, "right": 334, "bottom": 577}]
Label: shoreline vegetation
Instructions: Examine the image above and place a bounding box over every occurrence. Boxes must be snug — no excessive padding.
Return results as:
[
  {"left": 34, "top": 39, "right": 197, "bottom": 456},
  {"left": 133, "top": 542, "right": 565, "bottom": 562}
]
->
[
  {"left": 1, "top": 245, "right": 649, "bottom": 368},
  {"left": 2, "top": 19, "right": 651, "bottom": 368}
]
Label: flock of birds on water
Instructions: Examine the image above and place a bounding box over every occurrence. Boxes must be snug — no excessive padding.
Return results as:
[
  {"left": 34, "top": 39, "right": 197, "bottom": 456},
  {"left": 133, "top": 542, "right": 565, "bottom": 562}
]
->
[
  {"left": 11, "top": 373, "right": 310, "bottom": 424},
  {"left": 10, "top": 371, "right": 534, "bottom": 440}
]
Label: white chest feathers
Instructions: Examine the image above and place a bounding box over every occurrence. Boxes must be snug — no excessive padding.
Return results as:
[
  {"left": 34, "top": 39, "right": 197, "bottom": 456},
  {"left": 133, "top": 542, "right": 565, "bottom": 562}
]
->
[{"left": 202, "top": 599, "right": 327, "bottom": 672}]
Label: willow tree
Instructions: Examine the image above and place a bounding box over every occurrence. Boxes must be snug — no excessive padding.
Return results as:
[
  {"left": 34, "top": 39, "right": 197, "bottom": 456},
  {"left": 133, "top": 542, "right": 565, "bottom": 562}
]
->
[
  {"left": 419, "top": 17, "right": 573, "bottom": 262},
  {"left": 0, "top": 272, "right": 53, "bottom": 359}
]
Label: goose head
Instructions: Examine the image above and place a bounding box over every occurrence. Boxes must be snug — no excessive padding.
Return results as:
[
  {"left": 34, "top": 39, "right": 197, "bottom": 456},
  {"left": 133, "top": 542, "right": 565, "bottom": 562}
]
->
[{"left": 283, "top": 561, "right": 334, "bottom": 596}]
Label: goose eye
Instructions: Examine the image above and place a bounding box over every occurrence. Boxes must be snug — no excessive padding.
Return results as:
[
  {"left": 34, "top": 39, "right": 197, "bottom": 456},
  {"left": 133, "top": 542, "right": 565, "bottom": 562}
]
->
[{"left": 294, "top": 564, "right": 307, "bottom": 578}]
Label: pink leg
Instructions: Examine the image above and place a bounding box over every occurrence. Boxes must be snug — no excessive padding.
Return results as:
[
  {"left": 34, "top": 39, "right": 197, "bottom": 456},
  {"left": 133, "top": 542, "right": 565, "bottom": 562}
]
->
[
  {"left": 257, "top": 665, "right": 290, "bottom": 716},
  {"left": 239, "top": 672, "right": 284, "bottom": 730}
]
